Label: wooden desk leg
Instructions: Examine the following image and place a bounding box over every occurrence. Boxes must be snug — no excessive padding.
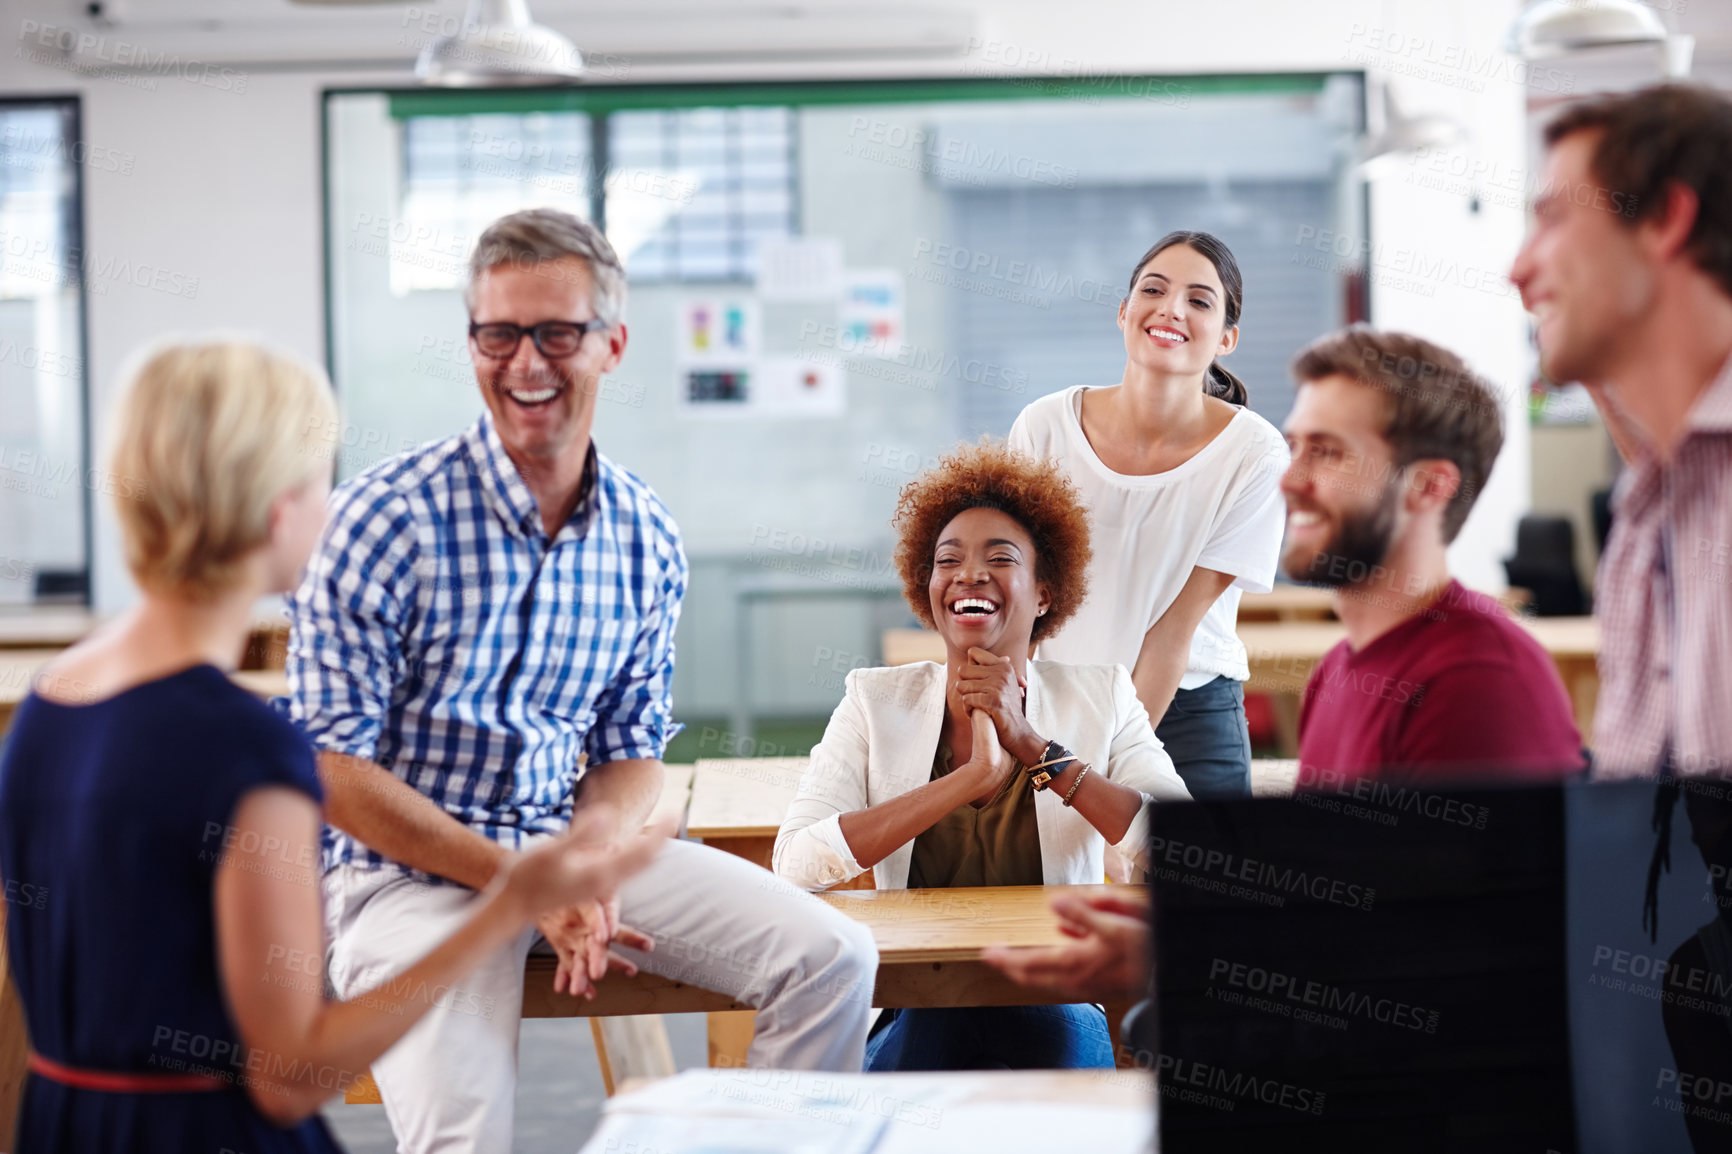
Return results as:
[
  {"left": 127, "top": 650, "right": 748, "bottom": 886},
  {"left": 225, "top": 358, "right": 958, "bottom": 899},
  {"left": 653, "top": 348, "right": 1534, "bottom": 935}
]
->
[
  {"left": 593, "top": 1015, "right": 676, "bottom": 1093},
  {"left": 1104, "top": 998, "right": 1140, "bottom": 1069},
  {"left": 1, "top": 899, "right": 28, "bottom": 1150},
  {"left": 707, "top": 1010, "right": 757, "bottom": 1071},
  {"left": 1270, "top": 691, "right": 1302, "bottom": 758}
]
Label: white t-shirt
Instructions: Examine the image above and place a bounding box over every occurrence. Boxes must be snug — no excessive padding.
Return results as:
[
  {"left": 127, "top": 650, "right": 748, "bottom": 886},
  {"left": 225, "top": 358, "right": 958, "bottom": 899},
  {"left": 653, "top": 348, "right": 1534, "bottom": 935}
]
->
[{"left": 1007, "top": 385, "right": 1290, "bottom": 687}]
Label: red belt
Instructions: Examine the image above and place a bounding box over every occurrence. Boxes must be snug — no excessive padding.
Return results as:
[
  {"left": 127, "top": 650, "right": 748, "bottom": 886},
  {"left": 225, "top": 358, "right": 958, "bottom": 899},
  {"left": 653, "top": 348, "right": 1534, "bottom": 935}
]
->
[{"left": 28, "top": 1050, "right": 227, "bottom": 1094}]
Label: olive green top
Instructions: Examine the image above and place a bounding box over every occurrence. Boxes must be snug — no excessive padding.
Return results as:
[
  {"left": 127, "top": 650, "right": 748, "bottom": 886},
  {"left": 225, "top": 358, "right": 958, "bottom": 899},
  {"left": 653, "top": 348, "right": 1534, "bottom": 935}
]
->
[{"left": 907, "top": 742, "right": 1045, "bottom": 888}]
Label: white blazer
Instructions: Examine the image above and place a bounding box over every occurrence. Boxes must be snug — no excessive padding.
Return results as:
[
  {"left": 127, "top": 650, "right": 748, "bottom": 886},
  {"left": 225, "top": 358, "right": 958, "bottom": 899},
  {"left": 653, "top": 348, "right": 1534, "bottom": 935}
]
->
[{"left": 772, "top": 659, "right": 1191, "bottom": 891}]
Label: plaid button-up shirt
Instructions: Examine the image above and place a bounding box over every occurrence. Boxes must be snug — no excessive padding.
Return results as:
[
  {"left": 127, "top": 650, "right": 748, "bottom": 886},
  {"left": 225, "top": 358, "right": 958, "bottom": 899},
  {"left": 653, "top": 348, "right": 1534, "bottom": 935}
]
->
[
  {"left": 286, "top": 413, "right": 686, "bottom": 877},
  {"left": 1593, "top": 354, "right": 1732, "bottom": 778}
]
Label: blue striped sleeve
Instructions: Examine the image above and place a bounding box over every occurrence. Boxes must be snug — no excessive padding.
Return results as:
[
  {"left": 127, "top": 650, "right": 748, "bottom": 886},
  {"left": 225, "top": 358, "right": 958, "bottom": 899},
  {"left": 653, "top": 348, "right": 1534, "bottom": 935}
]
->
[
  {"left": 286, "top": 478, "right": 420, "bottom": 761},
  {"left": 584, "top": 519, "right": 687, "bottom": 767}
]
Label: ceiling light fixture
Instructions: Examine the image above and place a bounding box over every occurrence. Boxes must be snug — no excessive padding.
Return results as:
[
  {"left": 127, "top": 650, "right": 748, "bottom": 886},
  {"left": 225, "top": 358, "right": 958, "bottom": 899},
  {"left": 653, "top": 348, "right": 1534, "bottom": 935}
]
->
[
  {"left": 1508, "top": 0, "right": 1665, "bottom": 57},
  {"left": 414, "top": 0, "right": 583, "bottom": 87},
  {"left": 1358, "top": 82, "right": 1465, "bottom": 176}
]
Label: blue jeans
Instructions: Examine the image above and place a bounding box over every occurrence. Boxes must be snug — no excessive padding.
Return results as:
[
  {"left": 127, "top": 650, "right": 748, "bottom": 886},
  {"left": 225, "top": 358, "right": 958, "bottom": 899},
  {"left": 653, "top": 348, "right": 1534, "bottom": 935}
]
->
[
  {"left": 1157, "top": 675, "right": 1252, "bottom": 800},
  {"left": 863, "top": 1004, "right": 1115, "bottom": 1071}
]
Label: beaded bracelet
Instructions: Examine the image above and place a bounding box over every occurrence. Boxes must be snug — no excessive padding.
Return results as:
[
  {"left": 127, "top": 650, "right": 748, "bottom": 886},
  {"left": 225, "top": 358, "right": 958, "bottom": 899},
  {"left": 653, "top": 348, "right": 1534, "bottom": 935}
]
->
[{"left": 1060, "top": 765, "right": 1090, "bottom": 807}]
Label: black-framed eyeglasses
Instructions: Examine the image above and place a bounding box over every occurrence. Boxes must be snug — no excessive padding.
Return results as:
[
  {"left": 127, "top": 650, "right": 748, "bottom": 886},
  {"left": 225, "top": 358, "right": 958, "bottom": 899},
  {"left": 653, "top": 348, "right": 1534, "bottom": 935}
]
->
[{"left": 467, "top": 319, "right": 607, "bottom": 360}]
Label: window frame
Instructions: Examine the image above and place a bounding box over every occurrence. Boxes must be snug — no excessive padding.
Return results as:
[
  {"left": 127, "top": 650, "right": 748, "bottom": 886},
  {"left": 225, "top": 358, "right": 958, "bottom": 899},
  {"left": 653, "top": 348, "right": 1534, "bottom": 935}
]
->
[
  {"left": 0, "top": 94, "right": 93, "bottom": 607},
  {"left": 320, "top": 72, "right": 1365, "bottom": 394},
  {"left": 385, "top": 103, "right": 800, "bottom": 290}
]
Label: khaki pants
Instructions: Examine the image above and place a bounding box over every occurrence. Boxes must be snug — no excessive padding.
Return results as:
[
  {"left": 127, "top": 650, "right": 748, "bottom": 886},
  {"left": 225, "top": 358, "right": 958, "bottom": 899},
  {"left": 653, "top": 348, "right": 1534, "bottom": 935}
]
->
[{"left": 323, "top": 837, "right": 877, "bottom": 1153}]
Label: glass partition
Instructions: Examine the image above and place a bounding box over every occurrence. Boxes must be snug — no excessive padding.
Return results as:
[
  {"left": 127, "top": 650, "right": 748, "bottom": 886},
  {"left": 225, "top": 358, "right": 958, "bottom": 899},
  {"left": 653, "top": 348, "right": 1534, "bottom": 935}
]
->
[{"left": 324, "top": 76, "right": 1366, "bottom": 743}]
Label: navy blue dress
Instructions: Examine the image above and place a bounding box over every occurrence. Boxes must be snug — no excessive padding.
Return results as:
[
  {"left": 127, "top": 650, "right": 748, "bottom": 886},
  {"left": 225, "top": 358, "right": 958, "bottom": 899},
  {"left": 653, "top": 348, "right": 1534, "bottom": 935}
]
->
[{"left": 0, "top": 664, "right": 343, "bottom": 1153}]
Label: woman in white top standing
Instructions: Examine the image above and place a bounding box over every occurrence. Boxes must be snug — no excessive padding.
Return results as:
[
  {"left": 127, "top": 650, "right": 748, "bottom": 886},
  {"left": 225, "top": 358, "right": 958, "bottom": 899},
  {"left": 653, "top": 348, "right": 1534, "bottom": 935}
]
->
[{"left": 1008, "top": 231, "right": 1289, "bottom": 799}]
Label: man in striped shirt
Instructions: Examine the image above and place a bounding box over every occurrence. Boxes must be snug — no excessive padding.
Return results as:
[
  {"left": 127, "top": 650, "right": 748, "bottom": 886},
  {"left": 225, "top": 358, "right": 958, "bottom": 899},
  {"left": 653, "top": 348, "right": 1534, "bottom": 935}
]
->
[
  {"left": 287, "top": 209, "right": 875, "bottom": 1151},
  {"left": 1510, "top": 85, "right": 1732, "bottom": 778}
]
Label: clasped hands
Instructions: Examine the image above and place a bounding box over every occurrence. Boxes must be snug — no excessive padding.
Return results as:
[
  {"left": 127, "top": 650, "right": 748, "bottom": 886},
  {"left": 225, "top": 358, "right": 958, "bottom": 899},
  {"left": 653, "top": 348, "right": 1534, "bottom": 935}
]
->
[
  {"left": 952, "top": 646, "right": 1047, "bottom": 779},
  {"left": 956, "top": 649, "right": 1149, "bottom": 1001},
  {"left": 518, "top": 808, "right": 659, "bottom": 1000}
]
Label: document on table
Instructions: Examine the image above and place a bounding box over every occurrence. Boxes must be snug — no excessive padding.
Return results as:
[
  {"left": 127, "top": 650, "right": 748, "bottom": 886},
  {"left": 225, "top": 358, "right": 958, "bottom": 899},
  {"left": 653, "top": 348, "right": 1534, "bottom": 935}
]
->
[
  {"left": 581, "top": 1069, "right": 898, "bottom": 1154},
  {"left": 577, "top": 1068, "right": 1155, "bottom": 1154}
]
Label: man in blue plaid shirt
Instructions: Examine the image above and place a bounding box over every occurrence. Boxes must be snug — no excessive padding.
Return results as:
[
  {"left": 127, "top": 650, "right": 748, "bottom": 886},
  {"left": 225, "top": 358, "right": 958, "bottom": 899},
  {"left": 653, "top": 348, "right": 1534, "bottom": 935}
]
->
[{"left": 287, "top": 208, "right": 876, "bottom": 1152}]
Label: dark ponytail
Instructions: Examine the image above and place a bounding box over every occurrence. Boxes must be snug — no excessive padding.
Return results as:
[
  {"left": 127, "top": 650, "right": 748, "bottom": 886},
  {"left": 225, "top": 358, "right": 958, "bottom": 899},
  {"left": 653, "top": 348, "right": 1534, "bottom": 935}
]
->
[
  {"left": 1205, "top": 363, "right": 1249, "bottom": 407},
  {"left": 1126, "top": 230, "right": 1248, "bottom": 406}
]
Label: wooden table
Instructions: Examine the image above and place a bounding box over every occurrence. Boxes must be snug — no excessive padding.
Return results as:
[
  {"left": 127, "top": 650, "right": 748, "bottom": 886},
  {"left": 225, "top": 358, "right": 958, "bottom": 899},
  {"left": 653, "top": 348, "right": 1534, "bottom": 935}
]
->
[
  {"left": 0, "top": 609, "right": 99, "bottom": 649},
  {"left": 688, "top": 757, "right": 813, "bottom": 868},
  {"left": 1240, "top": 614, "right": 1600, "bottom": 754},
  {"left": 652, "top": 764, "right": 695, "bottom": 834},
  {"left": 1238, "top": 584, "right": 1530, "bottom": 623},
  {"left": 0, "top": 654, "right": 292, "bottom": 736},
  {"left": 1237, "top": 586, "right": 1337, "bottom": 622},
  {"left": 820, "top": 883, "right": 1142, "bottom": 1008},
  {"left": 0, "top": 608, "right": 290, "bottom": 668}
]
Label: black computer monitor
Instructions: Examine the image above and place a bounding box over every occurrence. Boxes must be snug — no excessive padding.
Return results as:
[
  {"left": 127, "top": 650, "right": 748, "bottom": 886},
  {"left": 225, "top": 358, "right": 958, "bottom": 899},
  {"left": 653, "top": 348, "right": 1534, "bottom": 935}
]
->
[{"left": 1153, "top": 779, "right": 1732, "bottom": 1154}]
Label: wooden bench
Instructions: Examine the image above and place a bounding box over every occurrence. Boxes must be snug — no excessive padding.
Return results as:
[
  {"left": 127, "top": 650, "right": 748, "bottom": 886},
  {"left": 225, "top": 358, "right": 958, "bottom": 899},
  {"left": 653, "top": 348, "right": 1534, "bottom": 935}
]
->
[{"left": 349, "top": 880, "right": 1150, "bottom": 1104}]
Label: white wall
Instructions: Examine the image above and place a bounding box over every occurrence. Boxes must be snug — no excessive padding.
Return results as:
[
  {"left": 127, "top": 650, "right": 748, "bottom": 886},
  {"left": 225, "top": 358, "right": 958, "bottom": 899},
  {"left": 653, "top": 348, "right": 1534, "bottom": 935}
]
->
[{"left": 0, "top": 0, "right": 1534, "bottom": 612}]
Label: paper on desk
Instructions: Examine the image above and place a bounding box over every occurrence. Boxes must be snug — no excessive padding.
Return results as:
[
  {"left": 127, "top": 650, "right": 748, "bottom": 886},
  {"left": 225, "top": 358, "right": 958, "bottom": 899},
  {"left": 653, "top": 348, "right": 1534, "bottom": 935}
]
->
[
  {"left": 878, "top": 1102, "right": 1152, "bottom": 1154},
  {"left": 576, "top": 1070, "right": 1153, "bottom": 1154},
  {"left": 583, "top": 1111, "right": 880, "bottom": 1154},
  {"left": 577, "top": 1069, "right": 955, "bottom": 1154}
]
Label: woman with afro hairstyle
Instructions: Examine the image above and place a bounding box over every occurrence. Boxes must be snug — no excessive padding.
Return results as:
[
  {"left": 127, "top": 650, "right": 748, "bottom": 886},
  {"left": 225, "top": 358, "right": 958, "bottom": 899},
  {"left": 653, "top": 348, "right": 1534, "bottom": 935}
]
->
[{"left": 773, "top": 440, "right": 1189, "bottom": 1072}]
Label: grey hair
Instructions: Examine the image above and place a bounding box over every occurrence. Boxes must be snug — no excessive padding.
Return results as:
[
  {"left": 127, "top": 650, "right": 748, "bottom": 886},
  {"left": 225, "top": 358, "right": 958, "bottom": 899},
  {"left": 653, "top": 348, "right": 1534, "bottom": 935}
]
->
[{"left": 463, "top": 208, "right": 627, "bottom": 328}]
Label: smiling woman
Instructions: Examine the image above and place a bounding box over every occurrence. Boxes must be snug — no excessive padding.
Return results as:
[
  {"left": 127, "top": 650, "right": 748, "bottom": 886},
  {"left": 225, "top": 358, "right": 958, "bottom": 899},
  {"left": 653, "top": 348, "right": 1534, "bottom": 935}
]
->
[
  {"left": 890, "top": 439, "right": 1092, "bottom": 646},
  {"left": 773, "top": 439, "right": 1189, "bottom": 1074},
  {"left": 1008, "top": 232, "right": 1291, "bottom": 801}
]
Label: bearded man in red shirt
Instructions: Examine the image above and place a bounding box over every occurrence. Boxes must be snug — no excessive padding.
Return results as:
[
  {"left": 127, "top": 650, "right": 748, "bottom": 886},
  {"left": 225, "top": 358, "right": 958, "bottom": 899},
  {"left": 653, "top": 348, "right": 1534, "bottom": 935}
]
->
[{"left": 1280, "top": 327, "right": 1586, "bottom": 789}]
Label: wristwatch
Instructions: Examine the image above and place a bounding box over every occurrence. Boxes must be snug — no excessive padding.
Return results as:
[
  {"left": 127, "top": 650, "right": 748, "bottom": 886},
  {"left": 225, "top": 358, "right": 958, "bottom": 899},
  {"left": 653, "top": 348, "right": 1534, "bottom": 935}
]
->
[{"left": 1026, "top": 739, "right": 1077, "bottom": 791}]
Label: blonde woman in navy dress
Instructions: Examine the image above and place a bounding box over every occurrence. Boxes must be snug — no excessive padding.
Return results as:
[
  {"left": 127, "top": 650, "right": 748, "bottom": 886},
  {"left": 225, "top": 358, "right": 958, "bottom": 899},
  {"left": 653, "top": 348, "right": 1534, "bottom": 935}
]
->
[{"left": 0, "top": 340, "right": 663, "bottom": 1153}]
